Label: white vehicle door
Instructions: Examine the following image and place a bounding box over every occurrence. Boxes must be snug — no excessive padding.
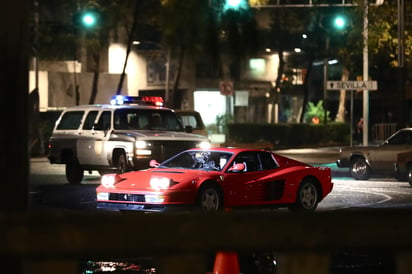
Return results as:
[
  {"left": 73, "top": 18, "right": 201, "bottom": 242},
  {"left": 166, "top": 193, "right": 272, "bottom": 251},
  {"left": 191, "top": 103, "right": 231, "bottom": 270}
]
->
[{"left": 77, "top": 110, "right": 112, "bottom": 166}]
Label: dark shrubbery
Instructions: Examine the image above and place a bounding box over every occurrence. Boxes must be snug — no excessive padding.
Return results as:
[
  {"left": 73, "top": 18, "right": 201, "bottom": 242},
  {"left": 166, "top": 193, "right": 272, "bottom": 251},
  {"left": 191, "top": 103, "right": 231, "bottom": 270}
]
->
[{"left": 227, "top": 122, "right": 350, "bottom": 148}]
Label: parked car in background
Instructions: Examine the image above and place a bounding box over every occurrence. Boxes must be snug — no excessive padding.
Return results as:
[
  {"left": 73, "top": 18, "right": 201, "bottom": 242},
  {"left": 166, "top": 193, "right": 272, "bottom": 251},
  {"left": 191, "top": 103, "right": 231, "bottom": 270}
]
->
[
  {"left": 48, "top": 96, "right": 210, "bottom": 184},
  {"left": 175, "top": 110, "right": 207, "bottom": 137},
  {"left": 394, "top": 151, "right": 412, "bottom": 186},
  {"left": 96, "top": 147, "right": 333, "bottom": 212},
  {"left": 336, "top": 128, "right": 412, "bottom": 180}
]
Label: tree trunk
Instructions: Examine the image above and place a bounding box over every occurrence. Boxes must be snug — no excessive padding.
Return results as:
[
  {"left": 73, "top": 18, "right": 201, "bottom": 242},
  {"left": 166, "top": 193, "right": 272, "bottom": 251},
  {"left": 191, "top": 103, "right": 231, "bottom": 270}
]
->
[
  {"left": 299, "top": 56, "right": 315, "bottom": 123},
  {"left": 335, "top": 66, "right": 350, "bottom": 122},
  {"left": 271, "top": 50, "right": 284, "bottom": 123},
  {"left": 88, "top": 52, "right": 100, "bottom": 104},
  {"left": 169, "top": 46, "right": 185, "bottom": 108}
]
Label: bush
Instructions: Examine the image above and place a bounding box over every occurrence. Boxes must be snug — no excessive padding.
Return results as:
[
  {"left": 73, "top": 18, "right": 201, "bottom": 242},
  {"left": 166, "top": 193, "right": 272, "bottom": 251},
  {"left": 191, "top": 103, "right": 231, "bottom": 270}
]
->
[{"left": 227, "top": 122, "right": 350, "bottom": 148}]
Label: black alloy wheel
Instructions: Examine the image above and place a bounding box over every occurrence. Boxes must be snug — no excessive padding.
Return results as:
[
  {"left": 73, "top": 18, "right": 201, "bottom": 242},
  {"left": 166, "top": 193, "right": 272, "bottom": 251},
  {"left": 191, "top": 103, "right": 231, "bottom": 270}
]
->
[
  {"left": 290, "top": 179, "right": 319, "bottom": 211},
  {"left": 350, "top": 157, "right": 371, "bottom": 180},
  {"left": 198, "top": 185, "right": 222, "bottom": 212}
]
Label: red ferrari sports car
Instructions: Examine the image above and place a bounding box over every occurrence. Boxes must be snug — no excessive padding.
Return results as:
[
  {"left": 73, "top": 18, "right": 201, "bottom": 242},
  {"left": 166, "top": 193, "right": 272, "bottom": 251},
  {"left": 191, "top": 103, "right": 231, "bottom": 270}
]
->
[{"left": 96, "top": 147, "right": 333, "bottom": 212}]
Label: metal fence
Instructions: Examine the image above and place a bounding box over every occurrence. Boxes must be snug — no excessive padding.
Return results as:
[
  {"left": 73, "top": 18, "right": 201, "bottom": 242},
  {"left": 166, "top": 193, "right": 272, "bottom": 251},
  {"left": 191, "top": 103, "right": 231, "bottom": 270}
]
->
[
  {"left": 371, "top": 123, "right": 398, "bottom": 143},
  {"left": 1, "top": 210, "right": 412, "bottom": 274}
]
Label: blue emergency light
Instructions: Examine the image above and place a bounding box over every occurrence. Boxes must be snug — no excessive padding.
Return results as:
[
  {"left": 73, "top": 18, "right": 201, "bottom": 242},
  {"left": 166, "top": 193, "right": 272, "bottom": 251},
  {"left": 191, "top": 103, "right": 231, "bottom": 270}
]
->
[{"left": 110, "top": 95, "right": 164, "bottom": 106}]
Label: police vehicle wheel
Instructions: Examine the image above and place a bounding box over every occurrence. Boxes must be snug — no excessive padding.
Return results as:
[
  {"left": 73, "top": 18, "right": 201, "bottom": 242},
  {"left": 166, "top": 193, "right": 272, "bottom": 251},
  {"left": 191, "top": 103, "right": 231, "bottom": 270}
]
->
[
  {"left": 65, "top": 157, "right": 84, "bottom": 184},
  {"left": 116, "top": 153, "right": 127, "bottom": 174}
]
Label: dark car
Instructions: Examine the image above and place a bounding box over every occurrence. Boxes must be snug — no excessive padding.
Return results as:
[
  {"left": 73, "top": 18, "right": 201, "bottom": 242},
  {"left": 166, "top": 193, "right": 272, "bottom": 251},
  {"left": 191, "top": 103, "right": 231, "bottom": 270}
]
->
[
  {"left": 336, "top": 128, "right": 412, "bottom": 180},
  {"left": 394, "top": 151, "right": 412, "bottom": 186}
]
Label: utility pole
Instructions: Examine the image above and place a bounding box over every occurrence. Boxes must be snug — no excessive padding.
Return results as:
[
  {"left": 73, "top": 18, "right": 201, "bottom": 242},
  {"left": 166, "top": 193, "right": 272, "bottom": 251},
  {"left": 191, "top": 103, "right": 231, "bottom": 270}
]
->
[
  {"left": 397, "top": 0, "right": 405, "bottom": 127},
  {"left": 362, "top": 0, "right": 369, "bottom": 145}
]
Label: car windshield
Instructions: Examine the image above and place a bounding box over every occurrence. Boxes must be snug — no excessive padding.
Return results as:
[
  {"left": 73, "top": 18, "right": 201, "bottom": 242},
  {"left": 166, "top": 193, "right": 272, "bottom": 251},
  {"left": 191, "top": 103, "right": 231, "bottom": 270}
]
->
[
  {"left": 386, "top": 130, "right": 412, "bottom": 145},
  {"left": 114, "top": 109, "right": 184, "bottom": 131},
  {"left": 159, "top": 150, "right": 233, "bottom": 171}
]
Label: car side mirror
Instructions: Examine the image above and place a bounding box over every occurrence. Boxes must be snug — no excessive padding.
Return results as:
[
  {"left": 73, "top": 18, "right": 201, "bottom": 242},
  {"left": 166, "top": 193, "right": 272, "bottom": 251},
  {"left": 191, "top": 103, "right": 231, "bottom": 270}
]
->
[
  {"left": 149, "top": 159, "right": 160, "bottom": 168},
  {"left": 185, "top": 125, "right": 193, "bottom": 133},
  {"left": 228, "top": 163, "right": 246, "bottom": 173}
]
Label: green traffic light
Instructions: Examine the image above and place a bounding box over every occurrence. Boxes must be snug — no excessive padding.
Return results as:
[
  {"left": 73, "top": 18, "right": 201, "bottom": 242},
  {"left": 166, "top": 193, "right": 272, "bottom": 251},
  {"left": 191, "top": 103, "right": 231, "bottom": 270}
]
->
[
  {"left": 333, "top": 16, "right": 346, "bottom": 29},
  {"left": 81, "top": 11, "right": 99, "bottom": 28},
  {"left": 227, "top": 0, "right": 241, "bottom": 7},
  {"left": 224, "top": 0, "right": 247, "bottom": 11},
  {"left": 73, "top": 9, "right": 100, "bottom": 29},
  {"left": 82, "top": 13, "right": 96, "bottom": 27}
]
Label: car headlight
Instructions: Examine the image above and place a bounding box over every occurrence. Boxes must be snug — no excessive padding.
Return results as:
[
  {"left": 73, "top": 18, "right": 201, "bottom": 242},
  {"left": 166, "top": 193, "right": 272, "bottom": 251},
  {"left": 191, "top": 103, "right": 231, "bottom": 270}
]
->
[
  {"left": 136, "top": 140, "right": 152, "bottom": 155},
  {"left": 198, "top": 141, "right": 211, "bottom": 149},
  {"left": 101, "top": 173, "right": 121, "bottom": 188},
  {"left": 150, "top": 177, "right": 175, "bottom": 189},
  {"left": 136, "top": 140, "right": 148, "bottom": 148}
]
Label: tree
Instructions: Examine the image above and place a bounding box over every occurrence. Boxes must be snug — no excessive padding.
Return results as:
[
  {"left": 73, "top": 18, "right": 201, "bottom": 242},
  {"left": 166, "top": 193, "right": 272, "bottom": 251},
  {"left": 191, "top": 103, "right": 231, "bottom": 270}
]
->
[
  {"left": 255, "top": 7, "right": 313, "bottom": 123},
  {"left": 159, "top": 0, "right": 260, "bottom": 108}
]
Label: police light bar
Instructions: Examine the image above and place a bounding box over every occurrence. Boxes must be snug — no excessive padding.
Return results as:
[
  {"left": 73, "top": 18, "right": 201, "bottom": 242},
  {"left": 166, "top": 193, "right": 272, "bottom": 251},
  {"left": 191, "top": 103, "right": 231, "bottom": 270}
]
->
[{"left": 110, "top": 95, "right": 164, "bottom": 106}]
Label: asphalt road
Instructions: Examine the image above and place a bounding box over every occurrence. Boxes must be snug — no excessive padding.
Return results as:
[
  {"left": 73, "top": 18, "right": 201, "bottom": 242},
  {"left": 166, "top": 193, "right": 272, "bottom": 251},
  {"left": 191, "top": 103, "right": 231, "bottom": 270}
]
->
[
  {"left": 29, "top": 147, "right": 412, "bottom": 211},
  {"left": 28, "top": 149, "right": 411, "bottom": 274}
]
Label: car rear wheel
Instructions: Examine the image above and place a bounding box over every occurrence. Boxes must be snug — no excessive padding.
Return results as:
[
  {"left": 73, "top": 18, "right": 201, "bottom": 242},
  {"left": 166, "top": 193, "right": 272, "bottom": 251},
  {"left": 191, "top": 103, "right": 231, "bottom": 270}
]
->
[
  {"left": 198, "top": 185, "right": 222, "bottom": 212},
  {"left": 350, "top": 157, "right": 371, "bottom": 180},
  {"left": 290, "top": 179, "right": 319, "bottom": 211},
  {"left": 65, "top": 157, "right": 84, "bottom": 184}
]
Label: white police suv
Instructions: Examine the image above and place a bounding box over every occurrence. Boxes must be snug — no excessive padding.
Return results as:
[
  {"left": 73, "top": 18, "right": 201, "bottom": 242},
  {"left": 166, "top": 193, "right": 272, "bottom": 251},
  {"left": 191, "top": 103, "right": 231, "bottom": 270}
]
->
[{"left": 48, "top": 96, "right": 210, "bottom": 184}]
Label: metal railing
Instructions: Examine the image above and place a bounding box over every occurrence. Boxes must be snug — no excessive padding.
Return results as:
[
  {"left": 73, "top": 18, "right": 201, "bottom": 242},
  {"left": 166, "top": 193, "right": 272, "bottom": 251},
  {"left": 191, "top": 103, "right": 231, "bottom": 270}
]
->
[
  {"left": 1, "top": 210, "right": 412, "bottom": 274},
  {"left": 371, "top": 123, "right": 398, "bottom": 143}
]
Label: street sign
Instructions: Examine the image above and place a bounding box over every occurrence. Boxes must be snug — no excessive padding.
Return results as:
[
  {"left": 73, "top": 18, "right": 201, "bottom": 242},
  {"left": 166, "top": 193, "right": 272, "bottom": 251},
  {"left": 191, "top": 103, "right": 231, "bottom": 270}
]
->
[
  {"left": 219, "top": 81, "right": 234, "bottom": 96},
  {"left": 326, "top": 80, "right": 378, "bottom": 90}
]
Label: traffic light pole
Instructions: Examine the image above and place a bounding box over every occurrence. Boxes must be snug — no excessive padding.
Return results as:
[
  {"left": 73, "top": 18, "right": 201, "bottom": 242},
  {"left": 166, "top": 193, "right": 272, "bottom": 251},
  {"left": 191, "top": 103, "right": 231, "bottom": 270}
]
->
[{"left": 362, "top": 0, "right": 369, "bottom": 146}]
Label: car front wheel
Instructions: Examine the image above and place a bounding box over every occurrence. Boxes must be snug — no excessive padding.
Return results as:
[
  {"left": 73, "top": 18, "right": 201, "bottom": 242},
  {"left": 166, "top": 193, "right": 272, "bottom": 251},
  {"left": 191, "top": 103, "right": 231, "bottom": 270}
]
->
[
  {"left": 65, "top": 157, "right": 84, "bottom": 184},
  {"left": 350, "top": 157, "right": 371, "bottom": 180},
  {"left": 197, "top": 185, "right": 222, "bottom": 212},
  {"left": 290, "top": 179, "right": 319, "bottom": 211}
]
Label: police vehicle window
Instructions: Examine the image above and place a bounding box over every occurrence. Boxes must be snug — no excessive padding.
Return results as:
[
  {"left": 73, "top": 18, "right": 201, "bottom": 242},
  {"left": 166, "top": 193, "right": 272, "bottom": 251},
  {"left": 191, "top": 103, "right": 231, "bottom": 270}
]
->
[
  {"left": 138, "top": 109, "right": 183, "bottom": 131},
  {"left": 180, "top": 115, "right": 198, "bottom": 129},
  {"left": 259, "top": 152, "right": 279, "bottom": 170},
  {"left": 83, "top": 111, "right": 98, "bottom": 130},
  {"left": 114, "top": 110, "right": 129, "bottom": 130},
  {"left": 95, "top": 111, "right": 112, "bottom": 130},
  {"left": 163, "top": 111, "right": 183, "bottom": 131},
  {"left": 57, "top": 111, "right": 84, "bottom": 130}
]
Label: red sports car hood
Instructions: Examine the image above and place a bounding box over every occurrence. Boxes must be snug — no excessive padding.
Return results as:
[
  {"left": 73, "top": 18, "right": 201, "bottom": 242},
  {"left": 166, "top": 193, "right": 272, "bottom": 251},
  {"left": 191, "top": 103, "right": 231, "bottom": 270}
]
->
[{"left": 109, "top": 168, "right": 206, "bottom": 191}]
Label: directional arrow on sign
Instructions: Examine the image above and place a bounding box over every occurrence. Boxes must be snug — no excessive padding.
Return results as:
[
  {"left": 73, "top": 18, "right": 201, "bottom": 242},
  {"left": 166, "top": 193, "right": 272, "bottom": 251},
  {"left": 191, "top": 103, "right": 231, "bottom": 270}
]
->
[{"left": 326, "top": 81, "right": 378, "bottom": 90}]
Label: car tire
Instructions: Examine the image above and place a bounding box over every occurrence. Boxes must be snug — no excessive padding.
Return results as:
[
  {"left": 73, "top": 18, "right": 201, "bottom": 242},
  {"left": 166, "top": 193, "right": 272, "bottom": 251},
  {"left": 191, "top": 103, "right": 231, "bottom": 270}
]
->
[
  {"left": 197, "top": 185, "right": 222, "bottom": 212},
  {"left": 65, "top": 157, "right": 84, "bottom": 184},
  {"left": 408, "top": 166, "right": 412, "bottom": 187},
  {"left": 290, "top": 179, "right": 319, "bottom": 211},
  {"left": 115, "top": 153, "right": 127, "bottom": 174},
  {"left": 350, "top": 157, "right": 371, "bottom": 180}
]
